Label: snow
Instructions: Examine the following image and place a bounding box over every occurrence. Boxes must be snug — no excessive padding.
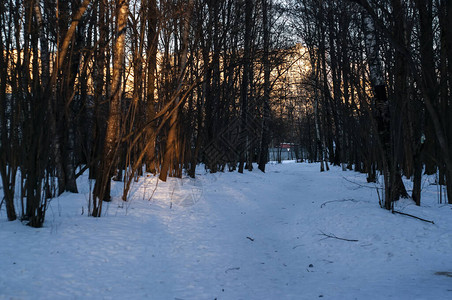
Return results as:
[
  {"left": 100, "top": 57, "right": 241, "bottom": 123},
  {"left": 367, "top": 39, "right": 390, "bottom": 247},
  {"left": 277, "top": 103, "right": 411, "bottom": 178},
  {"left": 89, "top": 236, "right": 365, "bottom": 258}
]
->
[{"left": 1, "top": 162, "right": 452, "bottom": 299}]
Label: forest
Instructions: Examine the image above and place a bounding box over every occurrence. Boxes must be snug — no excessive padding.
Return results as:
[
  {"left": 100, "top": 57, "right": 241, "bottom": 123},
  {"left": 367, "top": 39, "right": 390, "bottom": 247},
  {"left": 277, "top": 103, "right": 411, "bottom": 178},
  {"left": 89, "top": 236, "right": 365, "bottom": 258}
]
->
[{"left": 1, "top": 0, "right": 451, "bottom": 228}]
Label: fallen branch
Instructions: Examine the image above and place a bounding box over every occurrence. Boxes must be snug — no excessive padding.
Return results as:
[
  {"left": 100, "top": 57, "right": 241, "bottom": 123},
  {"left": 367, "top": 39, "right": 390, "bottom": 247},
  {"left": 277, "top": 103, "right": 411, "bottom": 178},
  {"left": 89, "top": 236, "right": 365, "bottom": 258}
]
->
[
  {"left": 320, "top": 199, "right": 358, "bottom": 208},
  {"left": 147, "top": 177, "right": 160, "bottom": 202},
  {"left": 392, "top": 210, "right": 435, "bottom": 224},
  {"left": 225, "top": 267, "right": 240, "bottom": 273},
  {"left": 319, "top": 231, "right": 358, "bottom": 242},
  {"left": 342, "top": 176, "right": 379, "bottom": 190}
]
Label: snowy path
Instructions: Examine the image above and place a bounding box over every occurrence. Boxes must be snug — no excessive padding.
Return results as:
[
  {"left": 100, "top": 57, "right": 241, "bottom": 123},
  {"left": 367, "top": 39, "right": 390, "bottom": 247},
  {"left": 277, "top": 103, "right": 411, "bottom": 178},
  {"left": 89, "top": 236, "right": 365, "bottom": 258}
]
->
[{"left": 1, "top": 162, "right": 452, "bottom": 299}]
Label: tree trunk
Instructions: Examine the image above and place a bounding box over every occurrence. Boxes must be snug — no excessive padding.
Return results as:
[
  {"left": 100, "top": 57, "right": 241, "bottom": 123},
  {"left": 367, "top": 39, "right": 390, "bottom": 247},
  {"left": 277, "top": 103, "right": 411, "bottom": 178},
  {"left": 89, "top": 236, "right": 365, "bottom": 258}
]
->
[
  {"left": 92, "top": 0, "right": 128, "bottom": 216},
  {"left": 145, "top": 0, "right": 158, "bottom": 174},
  {"left": 238, "top": 0, "right": 253, "bottom": 174},
  {"left": 0, "top": 0, "right": 17, "bottom": 221},
  {"left": 362, "top": 13, "right": 393, "bottom": 209},
  {"left": 258, "top": 0, "right": 270, "bottom": 173},
  {"left": 159, "top": 0, "right": 193, "bottom": 181}
]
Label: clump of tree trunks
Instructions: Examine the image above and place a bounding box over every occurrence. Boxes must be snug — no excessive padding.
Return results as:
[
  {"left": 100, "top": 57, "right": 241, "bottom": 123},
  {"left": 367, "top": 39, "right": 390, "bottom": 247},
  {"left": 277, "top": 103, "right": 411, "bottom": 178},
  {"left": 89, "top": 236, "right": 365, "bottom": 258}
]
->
[{"left": 0, "top": 0, "right": 450, "bottom": 226}]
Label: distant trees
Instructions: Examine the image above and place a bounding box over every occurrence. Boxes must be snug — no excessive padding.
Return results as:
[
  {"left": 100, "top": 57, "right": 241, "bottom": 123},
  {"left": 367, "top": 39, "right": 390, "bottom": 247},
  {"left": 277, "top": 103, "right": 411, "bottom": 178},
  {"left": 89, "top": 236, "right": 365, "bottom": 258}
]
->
[{"left": 289, "top": 0, "right": 451, "bottom": 207}]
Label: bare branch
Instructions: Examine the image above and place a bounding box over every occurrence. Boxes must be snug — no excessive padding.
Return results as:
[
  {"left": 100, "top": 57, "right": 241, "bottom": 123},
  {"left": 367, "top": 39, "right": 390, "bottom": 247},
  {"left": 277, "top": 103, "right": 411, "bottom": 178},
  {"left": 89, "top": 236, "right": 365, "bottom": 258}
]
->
[
  {"left": 320, "top": 199, "right": 359, "bottom": 208},
  {"left": 392, "top": 210, "right": 435, "bottom": 224},
  {"left": 319, "top": 231, "right": 359, "bottom": 242}
]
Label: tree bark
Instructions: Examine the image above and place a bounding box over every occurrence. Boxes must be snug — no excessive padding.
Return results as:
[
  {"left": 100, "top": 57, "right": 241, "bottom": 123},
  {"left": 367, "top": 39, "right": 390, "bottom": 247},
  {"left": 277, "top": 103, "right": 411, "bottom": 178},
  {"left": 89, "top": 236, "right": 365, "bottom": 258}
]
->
[
  {"left": 92, "top": 0, "right": 129, "bottom": 216},
  {"left": 258, "top": 0, "right": 270, "bottom": 173},
  {"left": 362, "top": 13, "right": 393, "bottom": 210},
  {"left": 145, "top": 0, "right": 158, "bottom": 174},
  {"left": 159, "top": 0, "right": 193, "bottom": 181},
  {"left": 238, "top": 0, "right": 253, "bottom": 174}
]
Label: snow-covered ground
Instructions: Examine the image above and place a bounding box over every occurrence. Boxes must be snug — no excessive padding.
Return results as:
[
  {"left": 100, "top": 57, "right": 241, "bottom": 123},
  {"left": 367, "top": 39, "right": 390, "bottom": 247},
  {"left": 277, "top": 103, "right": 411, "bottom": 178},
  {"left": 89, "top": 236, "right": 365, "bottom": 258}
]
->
[{"left": 1, "top": 162, "right": 451, "bottom": 299}]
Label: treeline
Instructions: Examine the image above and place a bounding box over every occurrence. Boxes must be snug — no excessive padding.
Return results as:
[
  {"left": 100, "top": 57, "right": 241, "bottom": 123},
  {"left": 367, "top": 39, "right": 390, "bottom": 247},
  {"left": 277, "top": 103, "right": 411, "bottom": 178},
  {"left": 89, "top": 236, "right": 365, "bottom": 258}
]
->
[
  {"left": 289, "top": 0, "right": 452, "bottom": 209},
  {"left": 1, "top": 0, "right": 450, "bottom": 227},
  {"left": 0, "top": 0, "right": 300, "bottom": 226}
]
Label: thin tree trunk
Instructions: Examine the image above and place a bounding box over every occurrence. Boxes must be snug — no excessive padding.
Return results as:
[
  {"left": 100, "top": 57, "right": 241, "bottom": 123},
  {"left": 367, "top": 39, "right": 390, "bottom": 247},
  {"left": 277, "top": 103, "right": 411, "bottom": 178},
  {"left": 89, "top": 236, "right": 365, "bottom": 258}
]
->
[{"left": 258, "top": 0, "right": 270, "bottom": 173}]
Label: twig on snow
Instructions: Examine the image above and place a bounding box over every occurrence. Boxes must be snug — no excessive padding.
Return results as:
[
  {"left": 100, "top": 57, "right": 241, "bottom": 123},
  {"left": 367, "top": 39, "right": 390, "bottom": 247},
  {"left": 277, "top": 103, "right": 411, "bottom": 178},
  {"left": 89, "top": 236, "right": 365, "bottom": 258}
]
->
[
  {"left": 319, "top": 231, "right": 359, "bottom": 242},
  {"left": 147, "top": 177, "right": 159, "bottom": 202},
  {"left": 376, "top": 186, "right": 383, "bottom": 208},
  {"left": 392, "top": 210, "right": 435, "bottom": 224},
  {"left": 225, "top": 267, "right": 240, "bottom": 273},
  {"left": 320, "top": 198, "right": 358, "bottom": 208}
]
